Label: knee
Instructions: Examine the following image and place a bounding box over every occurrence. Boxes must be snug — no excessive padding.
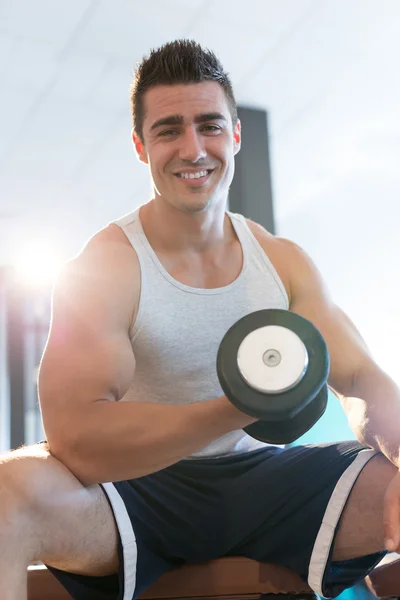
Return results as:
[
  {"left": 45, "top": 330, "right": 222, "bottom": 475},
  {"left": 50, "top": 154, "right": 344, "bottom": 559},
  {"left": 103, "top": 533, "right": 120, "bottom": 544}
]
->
[
  {"left": 368, "top": 453, "right": 397, "bottom": 487},
  {"left": 0, "top": 443, "right": 81, "bottom": 521},
  {"left": 351, "top": 453, "right": 397, "bottom": 509},
  {"left": 0, "top": 445, "right": 49, "bottom": 516}
]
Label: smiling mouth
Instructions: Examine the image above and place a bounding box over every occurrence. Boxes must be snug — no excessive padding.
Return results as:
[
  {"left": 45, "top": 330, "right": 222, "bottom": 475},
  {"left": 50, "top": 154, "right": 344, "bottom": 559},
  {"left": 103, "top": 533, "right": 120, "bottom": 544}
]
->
[{"left": 174, "top": 169, "right": 214, "bottom": 184}]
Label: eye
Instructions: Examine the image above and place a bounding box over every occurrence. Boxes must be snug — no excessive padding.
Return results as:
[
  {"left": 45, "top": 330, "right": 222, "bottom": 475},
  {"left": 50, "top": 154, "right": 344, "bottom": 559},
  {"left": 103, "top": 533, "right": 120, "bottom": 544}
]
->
[
  {"left": 159, "top": 129, "right": 178, "bottom": 137},
  {"left": 202, "top": 125, "right": 221, "bottom": 133}
]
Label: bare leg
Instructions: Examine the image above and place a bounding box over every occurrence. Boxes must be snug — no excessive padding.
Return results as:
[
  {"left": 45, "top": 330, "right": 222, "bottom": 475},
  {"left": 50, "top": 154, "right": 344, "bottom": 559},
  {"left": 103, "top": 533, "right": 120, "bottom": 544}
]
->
[
  {"left": 332, "top": 453, "right": 397, "bottom": 561},
  {"left": 0, "top": 443, "right": 119, "bottom": 600}
]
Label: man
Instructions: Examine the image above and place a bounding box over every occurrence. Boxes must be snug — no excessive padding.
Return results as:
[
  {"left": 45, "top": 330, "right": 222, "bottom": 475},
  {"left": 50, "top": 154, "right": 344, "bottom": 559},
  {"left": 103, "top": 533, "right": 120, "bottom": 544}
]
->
[{"left": 1, "top": 39, "right": 400, "bottom": 600}]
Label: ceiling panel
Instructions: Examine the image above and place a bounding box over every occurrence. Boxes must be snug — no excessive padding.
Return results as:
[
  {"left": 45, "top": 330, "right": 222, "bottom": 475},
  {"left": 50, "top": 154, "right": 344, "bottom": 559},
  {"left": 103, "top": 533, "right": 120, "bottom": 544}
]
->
[
  {"left": 0, "top": 31, "right": 16, "bottom": 74},
  {"left": 211, "top": 0, "right": 317, "bottom": 39},
  {"left": 1, "top": 36, "right": 59, "bottom": 94},
  {"left": 0, "top": 87, "right": 38, "bottom": 162},
  {"left": 0, "top": 0, "right": 400, "bottom": 269},
  {"left": 0, "top": 0, "right": 94, "bottom": 48},
  {"left": 69, "top": 0, "right": 209, "bottom": 61},
  {"left": 88, "top": 61, "right": 134, "bottom": 111},
  {"left": 50, "top": 53, "right": 109, "bottom": 103}
]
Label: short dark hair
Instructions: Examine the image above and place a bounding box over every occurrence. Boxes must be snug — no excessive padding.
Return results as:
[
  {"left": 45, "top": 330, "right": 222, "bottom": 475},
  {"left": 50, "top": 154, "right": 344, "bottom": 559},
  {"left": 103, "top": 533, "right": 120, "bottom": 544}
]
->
[{"left": 130, "top": 39, "right": 238, "bottom": 141}]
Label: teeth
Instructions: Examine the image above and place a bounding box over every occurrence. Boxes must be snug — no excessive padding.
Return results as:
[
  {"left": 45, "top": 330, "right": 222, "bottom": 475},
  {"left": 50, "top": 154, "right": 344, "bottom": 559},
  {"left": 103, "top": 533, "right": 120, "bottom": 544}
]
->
[{"left": 179, "top": 170, "right": 209, "bottom": 179}]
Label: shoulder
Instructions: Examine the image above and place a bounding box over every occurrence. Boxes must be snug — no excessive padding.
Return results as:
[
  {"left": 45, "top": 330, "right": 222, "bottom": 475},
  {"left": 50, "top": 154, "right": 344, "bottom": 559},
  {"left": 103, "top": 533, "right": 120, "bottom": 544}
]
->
[
  {"left": 245, "top": 219, "right": 308, "bottom": 302},
  {"left": 53, "top": 224, "right": 140, "bottom": 327},
  {"left": 80, "top": 223, "right": 137, "bottom": 262},
  {"left": 59, "top": 224, "right": 139, "bottom": 282},
  {"left": 246, "top": 218, "right": 330, "bottom": 305},
  {"left": 245, "top": 218, "right": 314, "bottom": 264}
]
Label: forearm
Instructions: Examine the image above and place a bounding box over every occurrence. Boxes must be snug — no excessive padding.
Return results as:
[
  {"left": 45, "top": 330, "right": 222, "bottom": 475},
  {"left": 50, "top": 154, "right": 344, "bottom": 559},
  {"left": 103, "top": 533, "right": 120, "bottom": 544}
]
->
[
  {"left": 50, "top": 397, "right": 256, "bottom": 485},
  {"left": 342, "top": 366, "right": 400, "bottom": 467}
]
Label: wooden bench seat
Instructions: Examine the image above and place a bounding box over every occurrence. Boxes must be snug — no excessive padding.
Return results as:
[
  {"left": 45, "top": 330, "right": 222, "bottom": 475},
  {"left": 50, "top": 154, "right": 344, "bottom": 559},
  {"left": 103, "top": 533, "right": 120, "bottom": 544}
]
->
[{"left": 28, "top": 558, "right": 312, "bottom": 599}]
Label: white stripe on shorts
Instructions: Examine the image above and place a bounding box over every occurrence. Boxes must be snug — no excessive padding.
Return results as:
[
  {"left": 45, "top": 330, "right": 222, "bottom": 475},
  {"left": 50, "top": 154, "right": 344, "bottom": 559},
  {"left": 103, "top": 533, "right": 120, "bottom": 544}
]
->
[
  {"left": 308, "top": 448, "right": 378, "bottom": 598},
  {"left": 101, "top": 482, "right": 138, "bottom": 600}
]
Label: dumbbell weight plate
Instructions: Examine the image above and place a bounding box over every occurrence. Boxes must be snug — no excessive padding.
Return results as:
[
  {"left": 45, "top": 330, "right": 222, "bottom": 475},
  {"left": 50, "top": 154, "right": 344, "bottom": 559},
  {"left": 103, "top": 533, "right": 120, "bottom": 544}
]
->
[
  {"left": 237, "top": 325, "right": 309, "bottom": 393},
  {"left": 216, "top": 309, "right": 330, "bottom": 422},
  {"left": 243, "top": 385, "right": 328, "bottom": 444}
]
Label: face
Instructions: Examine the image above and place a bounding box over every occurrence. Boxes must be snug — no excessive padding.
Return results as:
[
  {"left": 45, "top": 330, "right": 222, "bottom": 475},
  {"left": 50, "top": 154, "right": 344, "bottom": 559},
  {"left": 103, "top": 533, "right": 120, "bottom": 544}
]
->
[{"left": 133, "top": 82, "right": 241, "bottom": 214}]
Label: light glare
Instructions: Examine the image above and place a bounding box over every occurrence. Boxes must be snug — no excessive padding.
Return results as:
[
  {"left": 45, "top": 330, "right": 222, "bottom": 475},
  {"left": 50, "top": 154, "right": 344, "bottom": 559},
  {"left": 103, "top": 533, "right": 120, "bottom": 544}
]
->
[{"left": 13, "top": 243, "right": 63, "bottom": 288}]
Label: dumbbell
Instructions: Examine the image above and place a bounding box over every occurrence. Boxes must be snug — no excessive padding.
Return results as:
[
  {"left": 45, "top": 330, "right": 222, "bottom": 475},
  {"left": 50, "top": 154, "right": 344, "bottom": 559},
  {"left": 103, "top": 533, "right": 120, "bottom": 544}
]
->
[{"left": 216, "top": 309, "right": 330, "bottom": 444}]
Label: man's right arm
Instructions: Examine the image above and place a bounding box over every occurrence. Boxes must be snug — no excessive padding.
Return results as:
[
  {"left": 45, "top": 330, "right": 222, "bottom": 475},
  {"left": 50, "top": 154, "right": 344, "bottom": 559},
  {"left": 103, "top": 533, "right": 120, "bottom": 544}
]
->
[{"left": 39, "top": 226, "right": 255, "bottom": 486}]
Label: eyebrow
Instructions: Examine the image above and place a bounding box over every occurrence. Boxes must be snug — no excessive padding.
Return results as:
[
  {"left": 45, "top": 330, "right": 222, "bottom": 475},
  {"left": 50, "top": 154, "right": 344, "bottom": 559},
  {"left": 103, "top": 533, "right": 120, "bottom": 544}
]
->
[{"left": 150, "top": 112, "right": 228, "bottom": 132}]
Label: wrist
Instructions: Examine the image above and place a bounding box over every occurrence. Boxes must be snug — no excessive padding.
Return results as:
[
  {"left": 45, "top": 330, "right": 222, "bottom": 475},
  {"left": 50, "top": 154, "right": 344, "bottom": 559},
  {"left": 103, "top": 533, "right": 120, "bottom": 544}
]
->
[{"left": 218, "top": 395, "right": 258, "bottom": 429}]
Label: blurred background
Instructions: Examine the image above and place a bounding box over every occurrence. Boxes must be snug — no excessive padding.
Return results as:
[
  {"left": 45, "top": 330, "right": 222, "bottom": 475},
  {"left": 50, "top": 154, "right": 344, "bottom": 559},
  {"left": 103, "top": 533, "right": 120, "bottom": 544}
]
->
[{"left": 1, "top": 2, "right": 400, "bottom": 595}]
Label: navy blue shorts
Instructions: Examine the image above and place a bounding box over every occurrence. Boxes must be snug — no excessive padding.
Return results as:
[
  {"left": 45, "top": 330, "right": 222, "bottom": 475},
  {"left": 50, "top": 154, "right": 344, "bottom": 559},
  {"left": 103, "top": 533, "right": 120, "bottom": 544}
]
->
[{"left": 47, "top": 441, "right": 386, "bottom": 599}]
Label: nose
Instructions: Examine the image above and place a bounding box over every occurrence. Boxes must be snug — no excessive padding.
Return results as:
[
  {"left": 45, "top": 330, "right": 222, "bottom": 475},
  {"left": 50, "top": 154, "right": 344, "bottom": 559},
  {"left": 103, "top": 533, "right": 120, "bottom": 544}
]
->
[{"left": 178, "top": 127, "right": 207, "bottom": 163}]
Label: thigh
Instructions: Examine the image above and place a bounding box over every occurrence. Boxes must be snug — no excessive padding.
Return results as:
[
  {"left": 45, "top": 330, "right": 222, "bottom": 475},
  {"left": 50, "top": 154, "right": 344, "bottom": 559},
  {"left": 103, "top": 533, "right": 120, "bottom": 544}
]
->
[
  {"left": 333, "top": 452, "right": 397, "bottom": 561},
  {"left": 0, "top": 442, "right": 119, "bottom": 576},
  {"left": 229, "top": 441, "right": 385, "bottom": 599}
]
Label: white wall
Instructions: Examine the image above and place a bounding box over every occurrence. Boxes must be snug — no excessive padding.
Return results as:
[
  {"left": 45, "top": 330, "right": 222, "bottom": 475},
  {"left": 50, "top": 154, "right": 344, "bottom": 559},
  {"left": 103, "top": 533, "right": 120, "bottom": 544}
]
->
[{"left": 268, "top": 2, "right": 400, "bottom": 383}]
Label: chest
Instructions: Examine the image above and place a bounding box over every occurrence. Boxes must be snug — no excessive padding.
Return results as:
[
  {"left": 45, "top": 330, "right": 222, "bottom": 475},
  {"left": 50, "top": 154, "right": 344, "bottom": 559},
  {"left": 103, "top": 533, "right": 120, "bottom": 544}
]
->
[
  {"left": 132, "top": 275, "right": 288, "bottom": 381},
  {"left": 157, "top": 242, "right": 243, "bottom": 289}
]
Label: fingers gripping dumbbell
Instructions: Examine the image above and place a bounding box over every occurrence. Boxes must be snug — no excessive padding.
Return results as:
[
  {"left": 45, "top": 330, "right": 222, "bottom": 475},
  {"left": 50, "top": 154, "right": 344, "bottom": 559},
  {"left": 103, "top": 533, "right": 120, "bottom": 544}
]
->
[{"left": 217, "top": 309, "right": 330, "bottom": 445}]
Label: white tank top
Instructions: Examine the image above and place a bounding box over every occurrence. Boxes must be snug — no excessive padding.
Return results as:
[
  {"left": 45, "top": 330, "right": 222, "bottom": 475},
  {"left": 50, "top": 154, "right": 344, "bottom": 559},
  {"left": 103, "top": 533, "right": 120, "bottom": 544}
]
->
[{"left": 113, "top": 207, "right": 289, "bottom": 458}]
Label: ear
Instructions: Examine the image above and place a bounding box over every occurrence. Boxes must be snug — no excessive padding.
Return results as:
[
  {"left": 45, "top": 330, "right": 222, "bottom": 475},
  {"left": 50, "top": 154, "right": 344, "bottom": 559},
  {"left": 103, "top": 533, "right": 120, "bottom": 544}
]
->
[
  {"left": 233, "top": 120, "right": 241, "bottom": 156},
  {"left": 132, "top": 129, "right": 149, "bottom": 165}
]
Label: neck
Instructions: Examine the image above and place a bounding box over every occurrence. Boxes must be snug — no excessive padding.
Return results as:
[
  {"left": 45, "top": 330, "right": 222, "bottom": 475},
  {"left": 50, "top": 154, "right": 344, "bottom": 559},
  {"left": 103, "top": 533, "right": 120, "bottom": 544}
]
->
[{"left": 139, "top": 198, "right": 231, "bottom": 253}]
